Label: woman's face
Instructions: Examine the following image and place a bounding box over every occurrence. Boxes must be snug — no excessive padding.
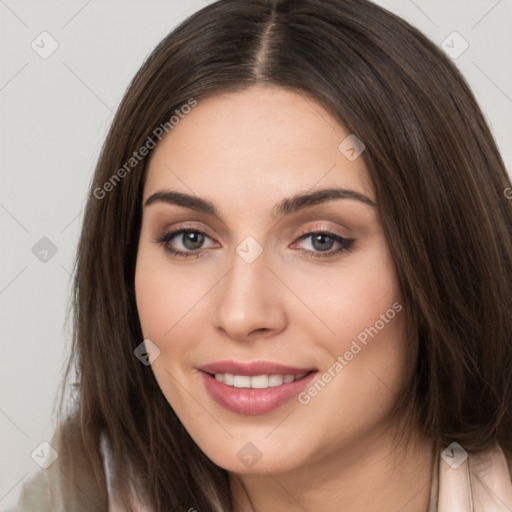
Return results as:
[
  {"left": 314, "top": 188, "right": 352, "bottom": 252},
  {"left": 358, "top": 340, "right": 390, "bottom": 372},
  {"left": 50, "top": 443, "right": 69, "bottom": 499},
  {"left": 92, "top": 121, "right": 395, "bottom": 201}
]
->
[{"left": 135, "top": 86, "right": 408, "bottom": 474}]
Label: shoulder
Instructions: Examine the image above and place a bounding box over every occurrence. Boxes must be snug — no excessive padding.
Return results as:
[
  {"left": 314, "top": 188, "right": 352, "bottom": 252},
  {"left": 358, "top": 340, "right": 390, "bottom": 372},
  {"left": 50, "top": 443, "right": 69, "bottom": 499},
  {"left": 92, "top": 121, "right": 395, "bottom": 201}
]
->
[
  {"left": 11, "top": 427, "right": 106, "bottom": 512},
  {"left": 7, "top": 469, "right": 54, "bottom": 512},
  {"left": 438, "top": 443, "right": 512, "bottom": 511}
]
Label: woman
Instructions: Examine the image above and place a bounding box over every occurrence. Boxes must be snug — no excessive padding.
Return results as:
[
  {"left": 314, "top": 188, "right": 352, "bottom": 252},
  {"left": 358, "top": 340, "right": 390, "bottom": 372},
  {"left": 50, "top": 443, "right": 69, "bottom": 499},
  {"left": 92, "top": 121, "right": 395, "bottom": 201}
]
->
[{"left": 13, "top": 0, "right": 512, "bottom": 510}]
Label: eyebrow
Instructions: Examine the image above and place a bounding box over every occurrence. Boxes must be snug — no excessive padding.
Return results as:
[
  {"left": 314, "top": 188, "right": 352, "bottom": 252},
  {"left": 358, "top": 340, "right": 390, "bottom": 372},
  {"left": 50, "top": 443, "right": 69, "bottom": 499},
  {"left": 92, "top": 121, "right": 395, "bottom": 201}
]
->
[{"left": 144, "top": 187, "right": 376, "bottom": 218}]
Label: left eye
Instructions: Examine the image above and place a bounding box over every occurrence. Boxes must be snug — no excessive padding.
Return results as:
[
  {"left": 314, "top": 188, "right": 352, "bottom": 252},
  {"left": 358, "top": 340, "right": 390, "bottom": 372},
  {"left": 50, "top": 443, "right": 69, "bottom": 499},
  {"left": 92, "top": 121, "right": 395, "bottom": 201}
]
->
[
  {"left": 297, "top": 232, "right": 342, "bottom": 252},
  {"left": 154, "top": 229, "right": 355, "bottom": 259},
  {"left": 293, "top": 231, "right": 356, "bottom": 258}
]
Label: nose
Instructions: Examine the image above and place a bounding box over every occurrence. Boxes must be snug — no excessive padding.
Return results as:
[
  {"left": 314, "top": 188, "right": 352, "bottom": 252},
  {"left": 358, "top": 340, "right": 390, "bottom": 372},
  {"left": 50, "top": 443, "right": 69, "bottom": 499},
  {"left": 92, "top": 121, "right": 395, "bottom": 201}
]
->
[{"left": 211, "top": 245, "right": 288, "bottom": 342}]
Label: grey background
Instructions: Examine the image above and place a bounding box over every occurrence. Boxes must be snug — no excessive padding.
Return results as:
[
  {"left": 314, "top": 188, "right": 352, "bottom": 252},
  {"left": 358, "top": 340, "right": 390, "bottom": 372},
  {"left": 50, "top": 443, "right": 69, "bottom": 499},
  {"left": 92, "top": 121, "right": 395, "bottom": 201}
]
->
[{"left": 0, "top": 0, "right": 511, "bottom": 508}]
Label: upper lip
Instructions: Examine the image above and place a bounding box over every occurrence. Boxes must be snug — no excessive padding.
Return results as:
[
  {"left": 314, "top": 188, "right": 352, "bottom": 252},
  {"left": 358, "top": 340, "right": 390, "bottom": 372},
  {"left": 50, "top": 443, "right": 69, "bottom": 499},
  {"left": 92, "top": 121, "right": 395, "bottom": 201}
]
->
[{"left": 198, "top": 360, "right": 317, "bottom": 376}]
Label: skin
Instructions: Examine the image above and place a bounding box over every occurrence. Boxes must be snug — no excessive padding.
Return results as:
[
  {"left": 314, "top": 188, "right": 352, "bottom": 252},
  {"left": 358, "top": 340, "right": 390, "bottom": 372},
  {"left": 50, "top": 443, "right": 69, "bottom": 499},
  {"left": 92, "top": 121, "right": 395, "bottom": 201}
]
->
[{"left": 135, "top": 85, "right": 435, "bottom": 511}]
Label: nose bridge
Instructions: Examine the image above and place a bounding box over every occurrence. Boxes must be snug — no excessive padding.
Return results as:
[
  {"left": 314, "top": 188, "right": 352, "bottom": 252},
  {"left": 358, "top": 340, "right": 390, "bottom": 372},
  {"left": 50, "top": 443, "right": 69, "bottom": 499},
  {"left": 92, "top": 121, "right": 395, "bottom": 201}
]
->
[
  {"left": 212, "top": 237, "right": 285, "bottom": 338},
  {"left": 221, "top": 239, "right": 270, "bottom": 312}
]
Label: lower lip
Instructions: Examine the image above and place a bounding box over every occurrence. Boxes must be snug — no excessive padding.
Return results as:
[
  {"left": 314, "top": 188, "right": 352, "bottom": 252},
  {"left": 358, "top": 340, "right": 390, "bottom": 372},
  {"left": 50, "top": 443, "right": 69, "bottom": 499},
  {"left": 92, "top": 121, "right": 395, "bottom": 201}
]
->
[{"left": 200, "top": 371, "right": 317, "bottom": 415}]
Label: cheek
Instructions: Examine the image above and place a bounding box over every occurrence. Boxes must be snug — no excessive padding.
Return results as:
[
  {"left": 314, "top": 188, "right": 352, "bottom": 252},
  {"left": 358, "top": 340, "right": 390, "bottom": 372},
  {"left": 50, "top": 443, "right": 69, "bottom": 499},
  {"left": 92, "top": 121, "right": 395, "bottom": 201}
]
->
[
  {"left": 291, "top": 236, "right": 408, "bottom": 420},
  {"left": 135, "top": 245, "right": 205, "bottom": 342},
  {"left": 135, "top": 256, "right": 171, "bottom": 341},
  {"left": 134, "top": 246, "right": 217, "bottom": 394},
  {"left": 291, "top": 234, "right": 402, "bottom": 355},
  {"left": 134, "top": 250, "right": 195, "bottom": 407}
]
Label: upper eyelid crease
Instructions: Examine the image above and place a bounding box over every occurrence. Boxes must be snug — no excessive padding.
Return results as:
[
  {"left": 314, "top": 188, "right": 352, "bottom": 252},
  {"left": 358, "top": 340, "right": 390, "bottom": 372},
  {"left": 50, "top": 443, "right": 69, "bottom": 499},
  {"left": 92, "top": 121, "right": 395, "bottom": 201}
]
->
[{"left": 143, "top": 187, "right": 376, "bottom": 221}]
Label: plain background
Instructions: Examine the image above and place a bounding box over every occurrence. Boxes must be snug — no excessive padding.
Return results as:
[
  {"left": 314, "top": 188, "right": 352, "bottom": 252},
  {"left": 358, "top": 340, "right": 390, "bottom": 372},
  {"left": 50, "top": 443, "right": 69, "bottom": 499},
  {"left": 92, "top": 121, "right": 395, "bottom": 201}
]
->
[{"left": 0, "top": 0, "right": 511, "bottom": 508}]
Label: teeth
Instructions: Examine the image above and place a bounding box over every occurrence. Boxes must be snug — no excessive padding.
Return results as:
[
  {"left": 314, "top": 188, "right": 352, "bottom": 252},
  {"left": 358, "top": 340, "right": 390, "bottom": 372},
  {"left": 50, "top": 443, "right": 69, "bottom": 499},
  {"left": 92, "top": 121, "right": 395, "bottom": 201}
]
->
[
  {"left": 233, "top": 375, "right": 251, "bottom": 388},
  {"left": 250, "top": 375, "right": 269, "bottom": 389},
  {"left": 268, "top": 375, "right": 284, "bottom": 387},
  {"left": 213, "top": 372, "right": 308, "bottom": 389}
]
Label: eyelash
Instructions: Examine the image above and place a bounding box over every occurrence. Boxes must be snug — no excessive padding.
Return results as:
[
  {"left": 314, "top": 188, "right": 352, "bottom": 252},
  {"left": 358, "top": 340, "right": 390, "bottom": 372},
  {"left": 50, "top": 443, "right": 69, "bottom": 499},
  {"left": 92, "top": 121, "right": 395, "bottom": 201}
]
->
[{"left": 153, "top": 227, "right": 356, "bottom": 260}]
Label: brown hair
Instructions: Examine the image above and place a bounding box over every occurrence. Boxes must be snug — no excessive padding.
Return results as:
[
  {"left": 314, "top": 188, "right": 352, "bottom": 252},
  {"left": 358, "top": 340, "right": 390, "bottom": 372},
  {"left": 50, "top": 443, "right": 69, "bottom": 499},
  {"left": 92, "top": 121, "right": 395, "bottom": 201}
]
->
[{"left": 55, "top": 0, "right": 512, "bottom": 510}]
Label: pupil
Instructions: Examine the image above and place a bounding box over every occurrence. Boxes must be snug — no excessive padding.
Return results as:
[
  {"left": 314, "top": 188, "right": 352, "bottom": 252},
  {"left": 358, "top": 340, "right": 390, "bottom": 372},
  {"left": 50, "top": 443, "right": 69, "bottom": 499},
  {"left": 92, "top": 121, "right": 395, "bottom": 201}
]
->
[
  {"left": 183, "top": 232, "right": 204, "bottom": 250},
  {"left": 312, "top": 234, "right": 334, "bottom": 251}
]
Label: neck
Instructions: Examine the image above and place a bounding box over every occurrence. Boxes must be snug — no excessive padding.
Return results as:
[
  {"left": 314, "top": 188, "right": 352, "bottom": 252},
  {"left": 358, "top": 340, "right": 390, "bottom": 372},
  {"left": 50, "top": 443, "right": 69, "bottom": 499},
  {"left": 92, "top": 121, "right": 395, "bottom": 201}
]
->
[{"left": 230, "top": 425, "right": 436, "bottom": 512}]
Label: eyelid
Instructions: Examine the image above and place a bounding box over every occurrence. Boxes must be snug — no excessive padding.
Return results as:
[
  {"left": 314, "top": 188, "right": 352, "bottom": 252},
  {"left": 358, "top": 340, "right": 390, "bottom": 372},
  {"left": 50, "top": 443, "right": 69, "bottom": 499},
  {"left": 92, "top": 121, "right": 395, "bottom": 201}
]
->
[
  {"left": 292, "top": 221, "right": 351, "bottom": 241},
  {"left": 157, "top": 219, "right": 350, "bottom": 245},
  {"left": 158, "top": 221, "right": 218, "bottom": 241}
]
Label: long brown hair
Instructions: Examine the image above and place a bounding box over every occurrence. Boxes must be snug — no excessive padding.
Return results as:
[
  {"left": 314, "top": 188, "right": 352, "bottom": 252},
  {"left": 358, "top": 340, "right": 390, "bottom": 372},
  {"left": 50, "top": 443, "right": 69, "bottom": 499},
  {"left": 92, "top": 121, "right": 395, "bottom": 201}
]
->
[{"left": 56, "top": 0, "right": 512, "bottom": 509}]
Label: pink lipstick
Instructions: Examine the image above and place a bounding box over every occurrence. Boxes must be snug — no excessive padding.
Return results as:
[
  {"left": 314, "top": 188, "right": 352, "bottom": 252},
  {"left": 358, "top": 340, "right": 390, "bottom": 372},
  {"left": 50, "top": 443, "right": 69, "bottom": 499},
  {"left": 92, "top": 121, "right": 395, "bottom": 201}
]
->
[{"left": 198, "top": 360, "right": 317, "bottom": 415}]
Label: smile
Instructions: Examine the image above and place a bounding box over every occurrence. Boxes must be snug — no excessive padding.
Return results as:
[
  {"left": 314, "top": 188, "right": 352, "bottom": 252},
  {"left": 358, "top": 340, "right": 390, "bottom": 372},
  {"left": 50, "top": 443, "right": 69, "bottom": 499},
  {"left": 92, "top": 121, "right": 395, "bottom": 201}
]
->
[{"left": 198, "top": 361, "right": 317, "bottom": 415}]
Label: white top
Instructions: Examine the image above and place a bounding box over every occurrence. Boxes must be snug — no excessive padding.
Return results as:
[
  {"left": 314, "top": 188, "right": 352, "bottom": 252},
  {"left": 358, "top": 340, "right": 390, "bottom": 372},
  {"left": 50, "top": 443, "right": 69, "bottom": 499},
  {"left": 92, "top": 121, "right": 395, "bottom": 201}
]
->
[{"left": 9, "top": 436, "right": 512, "bottom": 511}]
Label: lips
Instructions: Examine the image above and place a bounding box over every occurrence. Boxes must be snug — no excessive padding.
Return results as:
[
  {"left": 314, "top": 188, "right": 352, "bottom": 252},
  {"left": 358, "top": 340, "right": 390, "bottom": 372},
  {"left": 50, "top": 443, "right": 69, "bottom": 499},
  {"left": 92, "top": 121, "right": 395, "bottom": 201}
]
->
[{"left": 198, "top": 360, "right": 317, "bottom": 415}]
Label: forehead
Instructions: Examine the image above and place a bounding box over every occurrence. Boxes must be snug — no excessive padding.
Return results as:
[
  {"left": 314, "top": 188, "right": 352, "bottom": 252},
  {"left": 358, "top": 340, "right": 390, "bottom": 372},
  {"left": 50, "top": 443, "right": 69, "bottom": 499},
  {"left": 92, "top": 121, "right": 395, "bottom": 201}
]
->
[{"left": 143, "top": 86, "right": 374, "bottom": 210}]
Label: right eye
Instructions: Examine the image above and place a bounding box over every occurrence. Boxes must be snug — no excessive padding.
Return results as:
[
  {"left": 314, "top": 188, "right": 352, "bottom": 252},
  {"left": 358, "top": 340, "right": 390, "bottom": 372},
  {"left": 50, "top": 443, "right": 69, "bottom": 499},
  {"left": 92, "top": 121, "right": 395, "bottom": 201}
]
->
[{"left": 154, "top": 229, "right": 218, "bottom": 258}]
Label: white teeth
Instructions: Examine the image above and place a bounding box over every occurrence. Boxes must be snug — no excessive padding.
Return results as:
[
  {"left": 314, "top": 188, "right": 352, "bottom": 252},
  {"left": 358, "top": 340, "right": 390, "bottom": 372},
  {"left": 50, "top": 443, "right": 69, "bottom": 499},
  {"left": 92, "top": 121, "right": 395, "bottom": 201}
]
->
[
  {"left": 213, "top": 372, "right": 308, "bottom": 389},
  {"left": 233, "top": 375, "right": 251, "bottom": 388},
  {"left": 268, "top": 375, "right": 284, "bottom": 387},
  {"left": 250, "top": 375, "right": 269, "bottom": 389}
]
